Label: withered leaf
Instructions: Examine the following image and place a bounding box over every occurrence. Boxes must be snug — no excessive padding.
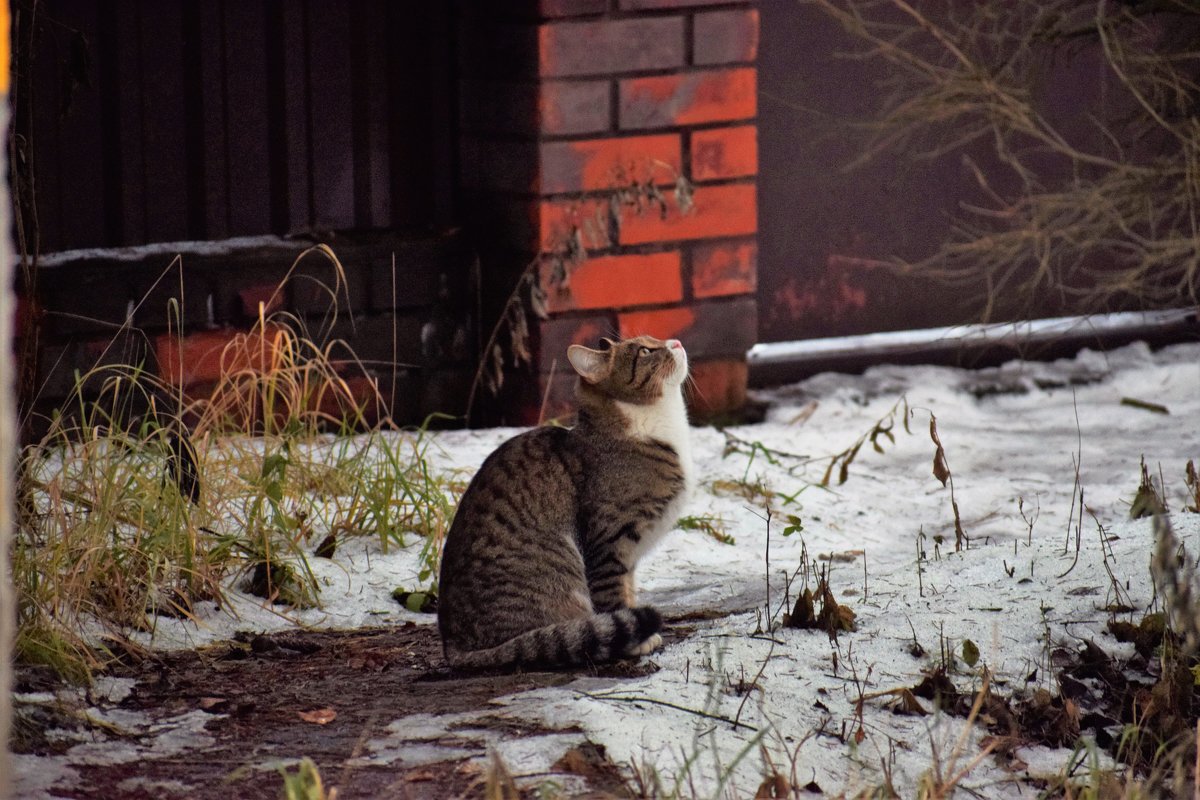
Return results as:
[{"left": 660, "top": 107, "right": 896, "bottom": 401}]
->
[
  {"left": 820, "top": 456, "right": 837, "bottom": 487},
  {"left": 930, "top": 416, "right": 950, "bottom": 487},
  {"left": 198, "top": 697, "right": 228, "bottom": 712},
  {"left": 962, "top": 638, "right": 980, "bottom": 668},
  {"left": 839, "top": 441, "right": 864, "bottom": 485},
  {"left": 891, "top": 688, "right": 928, "bottom": 716},
  {"left": 754, "top": 773, "right": 791, "bottom": 799},
  {"left": 785, "top": 588, "right": 816, "bottom": 628},
  {"left": 529, "top": 283, "right": 549, "bottom": 320},
  {"left": 490, "top": 343, "right": 505, "bottom": 391},
  {"left": 314, "top": 533, "right": 337, "bottom": 559},
  {"left": 297, "top": 707, "right": 337, "bottom": 725}
]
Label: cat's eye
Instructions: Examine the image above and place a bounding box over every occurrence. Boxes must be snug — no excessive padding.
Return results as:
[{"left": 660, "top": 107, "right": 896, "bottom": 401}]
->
[{"left": 639, "top": 346, "right": 652, "bottom": 356}]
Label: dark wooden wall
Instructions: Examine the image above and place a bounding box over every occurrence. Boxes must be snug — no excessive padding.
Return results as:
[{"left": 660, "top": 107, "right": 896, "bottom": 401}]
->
[{"left": 18, "top": 0, "right": 457, "bottom": 254}]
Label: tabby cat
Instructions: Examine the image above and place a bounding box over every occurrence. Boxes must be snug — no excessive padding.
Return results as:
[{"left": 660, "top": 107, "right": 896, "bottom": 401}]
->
[{"left": 437, "top": 335, "right": 693, "bottom": 670}]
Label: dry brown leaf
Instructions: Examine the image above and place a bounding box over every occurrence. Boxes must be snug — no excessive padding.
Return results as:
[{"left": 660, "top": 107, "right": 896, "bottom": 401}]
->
[
  {"left": 930, "top": 415, "right": 950, "bottom": 487},
  {"left": 754, "top": 773, "right": 791, "bottom": 799},
  {"left": 404, "top": 769, "right": 438, "bottom": 782},
  {"left": 297, "top": 707, "right": 337, "bottom": 725}
]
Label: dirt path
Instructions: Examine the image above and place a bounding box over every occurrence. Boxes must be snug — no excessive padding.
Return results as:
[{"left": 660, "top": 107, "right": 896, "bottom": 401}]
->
[{"left": 14, "top": 623, "right": 660, "bottom": 799}]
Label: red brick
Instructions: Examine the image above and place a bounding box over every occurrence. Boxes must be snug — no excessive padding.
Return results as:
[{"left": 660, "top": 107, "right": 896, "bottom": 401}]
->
[
  {"left": 540, "top": 134, "right": 681, "bottom": 194},
  {"left": 156, "top": 326, "right": 284, "bottom": 388},
  {"left": 687, "top": 359, "right": 748, "bottom": 419},
  {"left": 539, "top": 0, "right": 608, "bottom": 17},
  {"left": 691, "top": 125, "right": 757, "bottom": 181},
  {"left": 620, "top": 297, "right": 755, "bottom": 359},
  {"left": 539, "top": 17, "right": 684, "bottom": 77},
  {"left": 539, "top": 198, "right": 612, "bottom": 252},
  {"left": 618, "top": 306, "right": 695, "bottom": 341},
  {"left": 540, "top": 251, "right": 683, "bottom": 312},
  {"left": 619, "top": 183, "right": 756, "bottom": 245},
  {"left": 694, "top": 9, "right": 759, "bottom": 65},
  {"left": 692, "top": 240, "right": 757, "bottom": 298},
  {"left": 620, "top": 0, "right": 748, "bottom": 8},
  {"left": 538, "top": 314, "right": 615, "bottom": 371},
  {"left": 540, "top": 80, "right": 611, "bottom": 135},
  {"left": 620, "top": 68, "right": 756, "bottom": 129}
]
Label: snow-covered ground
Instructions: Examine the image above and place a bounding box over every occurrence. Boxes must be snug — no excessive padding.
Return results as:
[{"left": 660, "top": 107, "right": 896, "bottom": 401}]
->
[{"left": 14, "top": 340, "right": 1200, "bottom": 798}]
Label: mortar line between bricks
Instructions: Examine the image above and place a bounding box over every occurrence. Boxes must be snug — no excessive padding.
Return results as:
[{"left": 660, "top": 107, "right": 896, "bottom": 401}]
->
[
  {"left": 537, "top": 62, "right": 756, "bottom": 82},
  {"left": 683, "top": 11, "right": 696, "bottom": 66},
  {"left": 560, "top": 4, "right": 753, "bottom": 22},
  {"left": 681, "top": 242, "right": 695, "bottom": 304},
  {"left": 611, "top": 119, "right": 756, "bottom": 137},
  {"left": 532, "top": 123, "right": 752, "bottom": 144},
  {"left": 535, "top": 175, "right": 756, "bottom": 202},
  {"left": 608, "top": 78, "right": 620, "bottom": 133}
]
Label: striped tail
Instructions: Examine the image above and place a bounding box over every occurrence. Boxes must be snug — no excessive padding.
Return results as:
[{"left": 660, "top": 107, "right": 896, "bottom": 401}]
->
[{"left": 445, "top": 606, "right": 662, "bottom": 671}]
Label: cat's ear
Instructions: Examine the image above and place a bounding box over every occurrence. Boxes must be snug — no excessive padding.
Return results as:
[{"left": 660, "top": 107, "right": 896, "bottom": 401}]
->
[{"left": 567, "top": 345, "right": 609, "bottom": 384}]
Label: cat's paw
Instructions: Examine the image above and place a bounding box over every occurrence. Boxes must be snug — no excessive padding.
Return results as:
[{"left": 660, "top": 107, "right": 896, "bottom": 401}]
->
[{"left": 624, "top": 633, "right": 663, "bottom": 657}]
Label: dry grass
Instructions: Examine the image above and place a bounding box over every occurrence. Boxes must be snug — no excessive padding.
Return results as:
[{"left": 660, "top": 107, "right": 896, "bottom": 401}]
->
[
  {"left": 805, "top": 0, "right": 1200, "bottom": 317},
  {"left": 14, "top": 248, "right": 458, "bottom": 682}
]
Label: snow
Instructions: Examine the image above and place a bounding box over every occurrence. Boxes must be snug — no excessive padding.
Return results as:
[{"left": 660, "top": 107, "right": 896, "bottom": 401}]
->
[
  {"left": 747, "top": 308, "right": 1195, "bottom": 365},
  {"left": 14, "top": 340, "right": 1200, "bottom": 798},
  {"left": 37, "top": 234, "right": 305, "bottom": 268}
]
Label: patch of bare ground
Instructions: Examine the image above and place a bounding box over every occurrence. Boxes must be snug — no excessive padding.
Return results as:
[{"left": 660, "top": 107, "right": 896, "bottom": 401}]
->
[{"left": 13, "top": 622, "right": 664, "bottom": 799}]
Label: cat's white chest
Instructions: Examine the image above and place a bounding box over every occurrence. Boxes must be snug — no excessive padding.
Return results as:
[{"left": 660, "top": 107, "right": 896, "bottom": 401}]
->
[{"left": 617, "top": 391, "right": 694, "bottom": 560}]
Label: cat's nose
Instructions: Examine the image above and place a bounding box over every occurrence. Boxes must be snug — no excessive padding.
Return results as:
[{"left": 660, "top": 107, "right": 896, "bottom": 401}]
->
[{"left": 668, "top": 339, "right": 683, "bottom": 350}]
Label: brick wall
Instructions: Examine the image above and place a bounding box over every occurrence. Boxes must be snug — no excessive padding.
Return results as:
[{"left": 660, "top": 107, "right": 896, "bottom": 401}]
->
[
  {"left": 26, "top": 232, "right": 475, "bottom": 438},
  {"left": 460, "top": 0, "right": 759, "bottom": 424}
]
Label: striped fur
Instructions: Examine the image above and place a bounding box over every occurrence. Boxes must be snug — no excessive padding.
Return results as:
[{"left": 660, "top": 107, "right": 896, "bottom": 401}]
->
[
  {"left": 444, "top": 607, "right": 662, "bottom": 670},
  {"left": 438, "top": 336, "right": 690, "bottom": 670}
]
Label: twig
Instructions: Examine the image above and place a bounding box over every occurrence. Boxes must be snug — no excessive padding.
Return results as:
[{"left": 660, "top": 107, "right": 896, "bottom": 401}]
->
[
  {"left": 733, "top": 639, "right": 776, "bottom": 730},
  {"left": 575, "top": 690, "right": 759, "bottom": 732}
]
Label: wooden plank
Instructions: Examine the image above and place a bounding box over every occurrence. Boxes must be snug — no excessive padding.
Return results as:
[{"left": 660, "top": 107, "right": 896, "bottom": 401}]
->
[
  {"left": 198, "top": 0, "right": 228, "bottom": 239},
  {"left": 385, "top": 0, "right": 428, "bottom": 228},
  {"left": 223, "top": 0, "right": 271, "bottom": 236},
  {"left": 264, "top": 0, "right": 289, "bottom": 234},
  {"left": 26, "top": 0, "right": 71, "bottom": 252},
  {"left": 181, "top": 0, "right": 205, "bottom": 239},
  {"left": 348, "top": 5, "right": 372, "bottom": 228},
  {"left": 281, "top": 0, "right": 311, "bottom": 233},
  {"left": 138, "top": 0, "right": 189, "bottom": 244},
  {"left": 363, "top": 0, "right": 391, "bottom": 228},
  {"left": 306, "top": 0, "right": 354, "bottom": 231},
  {"left": 44, "top": 1, "right": 105, "bottom": 249},
  {"left": 386, "top": 3, "right": 454, "bottom": 228},
  {"left": 95, "top": 0, "right": 124, "bottom": 247},
  {"left": 114, "top": 0, "right": 146, "bottom": 244}
]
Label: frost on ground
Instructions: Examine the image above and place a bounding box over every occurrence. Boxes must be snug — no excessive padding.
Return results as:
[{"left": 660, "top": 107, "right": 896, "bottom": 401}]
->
[{"left": 13, "top": 340, "right": 1200, "bottom": 799}]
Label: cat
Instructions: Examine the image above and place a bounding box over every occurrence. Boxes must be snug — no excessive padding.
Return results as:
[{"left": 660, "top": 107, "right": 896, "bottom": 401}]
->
[{"left": 437, "top": 335, "right": 693, "bottom": 670}]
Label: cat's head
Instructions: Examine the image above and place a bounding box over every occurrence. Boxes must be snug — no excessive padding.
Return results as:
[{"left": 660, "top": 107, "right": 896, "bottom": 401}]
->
[{"left": 567, "top": 335, "right": 688, "bottom": 404}]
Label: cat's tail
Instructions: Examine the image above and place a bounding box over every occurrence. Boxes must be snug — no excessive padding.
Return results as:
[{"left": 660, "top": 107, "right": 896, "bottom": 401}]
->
[{"left": 444, "top": 606, "right": 663, "bottom": 671}]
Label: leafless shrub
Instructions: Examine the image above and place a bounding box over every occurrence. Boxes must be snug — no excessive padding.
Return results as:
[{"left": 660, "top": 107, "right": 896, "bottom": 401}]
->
[{"left": 805, "top": 0, "right": 1200, "bottom": 317}]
